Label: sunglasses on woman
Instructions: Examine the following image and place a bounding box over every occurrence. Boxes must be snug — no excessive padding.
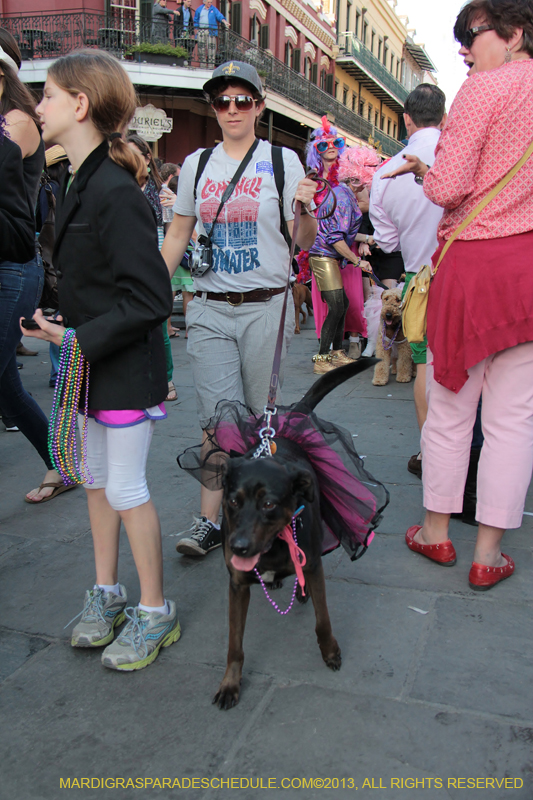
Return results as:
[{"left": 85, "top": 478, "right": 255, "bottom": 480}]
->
[
  {"left": 460, "top": 24, "right": 494, "bottom": 48},
  {"left": 314, "top": 137, "right": 345, "bottom": 153},
  {"left": 212, "top": 95, "right": 256, "bottom": 112}
]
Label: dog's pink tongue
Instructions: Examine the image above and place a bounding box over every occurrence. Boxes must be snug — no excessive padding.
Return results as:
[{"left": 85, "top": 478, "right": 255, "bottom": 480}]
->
[{"left": 231, "top": 553, "right": 261, "bottom": 571}]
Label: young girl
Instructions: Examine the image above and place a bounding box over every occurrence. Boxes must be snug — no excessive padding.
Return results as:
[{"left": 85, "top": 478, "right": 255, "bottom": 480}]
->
[{"left": 24, "top": 50, "right": 179, "bottom": 671}]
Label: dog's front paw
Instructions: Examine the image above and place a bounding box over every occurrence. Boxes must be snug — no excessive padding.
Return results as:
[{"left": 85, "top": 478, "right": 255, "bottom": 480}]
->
[
  {"left": 213, "top": 681, "right": 240, "bottom": 710},
  {"left": 324, "top": 648, "right": 342, "bottom": 671},
  {"left": 320, "top": 638, "right": 342, "bottom": 671}
]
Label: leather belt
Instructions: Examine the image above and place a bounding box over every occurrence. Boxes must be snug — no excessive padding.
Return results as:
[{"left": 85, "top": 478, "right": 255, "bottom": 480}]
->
[{"left": 195, "top": 287, "right": 285, "bottom": 306}]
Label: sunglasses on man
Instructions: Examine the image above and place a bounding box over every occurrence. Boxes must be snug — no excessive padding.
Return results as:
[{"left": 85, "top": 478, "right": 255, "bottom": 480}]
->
[
  {"left": 212, "top": 95, "right": 256, "bottom": 112},
  {"left": 460, "top": 24, "right": 494, "bottom": 49},
  {"left": 314, "top": 137, "right": 345, "bottom": 153}
]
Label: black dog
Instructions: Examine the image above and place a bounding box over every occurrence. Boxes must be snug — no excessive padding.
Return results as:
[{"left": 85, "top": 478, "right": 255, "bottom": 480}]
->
[{"left": 214, "top": 358, "right": 376, "bottom": 710}]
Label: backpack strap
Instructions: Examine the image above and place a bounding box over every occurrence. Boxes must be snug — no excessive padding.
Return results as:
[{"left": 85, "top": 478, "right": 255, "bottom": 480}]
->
[
  {"left": 272, "top": 145, "right": 292, "bottom": 249},
  {"left": 194, "top": 147, "right": 214, "bottom": 201}
]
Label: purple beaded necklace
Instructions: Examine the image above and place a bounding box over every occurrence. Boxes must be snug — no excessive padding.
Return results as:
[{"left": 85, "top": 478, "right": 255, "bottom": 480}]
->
[{"left": 253, "top": 506, "right": 306, "bottom": 615}]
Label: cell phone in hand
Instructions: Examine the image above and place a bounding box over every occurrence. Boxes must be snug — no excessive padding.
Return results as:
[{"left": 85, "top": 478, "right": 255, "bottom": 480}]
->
[{"left": 21, "top": 318, "right": 62, "bottom": 330}]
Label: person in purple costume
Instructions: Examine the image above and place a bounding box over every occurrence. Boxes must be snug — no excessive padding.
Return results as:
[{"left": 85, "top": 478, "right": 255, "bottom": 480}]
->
[{"left": 309, "top": 145, "right": 381, "bottom": 374}]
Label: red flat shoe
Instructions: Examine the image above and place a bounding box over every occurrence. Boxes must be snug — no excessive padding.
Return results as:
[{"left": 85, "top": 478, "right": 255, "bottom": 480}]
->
[
  {"left": 405, "top": 525, "right": 457, "bottom": 566},
  {"left": 468, "top": 554, "right": 515, "bottom": 591}
]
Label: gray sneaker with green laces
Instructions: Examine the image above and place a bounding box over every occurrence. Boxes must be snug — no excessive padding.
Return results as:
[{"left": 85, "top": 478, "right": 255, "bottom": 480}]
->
[
  {"left": 101, "top": 600, "right": 181, "bottom": 671},
  {"left": 70, "top": 585, "right": 127, "bottom": 648}
]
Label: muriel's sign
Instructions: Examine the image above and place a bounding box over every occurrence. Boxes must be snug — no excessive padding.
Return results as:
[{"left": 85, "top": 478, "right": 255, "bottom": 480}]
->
[{"left": 130, "top": 104, "right": 173, "bottom": 141}]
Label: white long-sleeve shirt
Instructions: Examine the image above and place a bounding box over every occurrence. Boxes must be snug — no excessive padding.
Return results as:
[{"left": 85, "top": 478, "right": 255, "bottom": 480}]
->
[{"left": 369, "top": 128, "right": 443, "bottom": 275}]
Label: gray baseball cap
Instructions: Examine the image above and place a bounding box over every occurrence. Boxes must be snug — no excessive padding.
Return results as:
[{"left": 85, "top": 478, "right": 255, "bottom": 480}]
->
[{"left": 203, "top": 61, "right": 264, "bottom": 98}]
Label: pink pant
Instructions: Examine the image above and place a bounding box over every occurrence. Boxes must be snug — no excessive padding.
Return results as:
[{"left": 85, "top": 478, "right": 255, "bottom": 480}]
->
[{"left": 422, "top": 341, "right": 533, "bottom": 529}]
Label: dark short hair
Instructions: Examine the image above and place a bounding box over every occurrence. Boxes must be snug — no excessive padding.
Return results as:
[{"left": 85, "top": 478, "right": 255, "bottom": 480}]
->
[
  {"left": 160, "top": 162, "right": 177, "bottom": 182},
  {"left": 404, "top": 84, "right": 446, "bottom": 128},
  {"left": 454, "top": 0, "right": 533, "bottom": 57}
]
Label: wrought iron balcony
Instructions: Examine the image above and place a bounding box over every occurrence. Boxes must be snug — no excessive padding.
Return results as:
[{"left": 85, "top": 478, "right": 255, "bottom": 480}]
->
[
  {"left": 0, "top": 11, "right": 403, "bottom": 156},
  {"left": 336, "top": 32, "right": 410, "bottom": 112}
]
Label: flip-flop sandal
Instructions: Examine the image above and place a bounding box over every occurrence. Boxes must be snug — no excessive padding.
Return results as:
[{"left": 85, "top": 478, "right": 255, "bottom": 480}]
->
[
  {"left": 166, "top": 381, "right": 178, "bottom": 402},
  {"left": 168, "top": 331, "right": 180, "bottom": 338},
  {"left": 24, "top": 482, "right": 77, "bottom": 504}
]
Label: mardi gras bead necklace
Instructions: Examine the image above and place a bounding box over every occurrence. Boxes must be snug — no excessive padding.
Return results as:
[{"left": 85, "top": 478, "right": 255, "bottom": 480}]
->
[{"left": 48, "top": 328, "right": 93, "bottom": 485}]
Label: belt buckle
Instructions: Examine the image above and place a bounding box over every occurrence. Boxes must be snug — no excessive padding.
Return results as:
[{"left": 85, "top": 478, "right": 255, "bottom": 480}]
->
[{"left": 226, "top": 292, "right": 244, "bottom": 307}]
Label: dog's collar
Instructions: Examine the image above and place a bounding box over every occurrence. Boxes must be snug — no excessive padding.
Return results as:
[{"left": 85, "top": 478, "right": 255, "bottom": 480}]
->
[{"left": 381, "top": 320, "right": 407, "bottom": 351}]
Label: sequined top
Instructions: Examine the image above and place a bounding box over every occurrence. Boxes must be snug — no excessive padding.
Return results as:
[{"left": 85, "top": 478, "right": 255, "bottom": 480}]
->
[
  {"left": 424, "top": 60, "right": 533, "bottom": 242},
  {"left": 309, "top": 184, "right": 362, "bottom": 259}
]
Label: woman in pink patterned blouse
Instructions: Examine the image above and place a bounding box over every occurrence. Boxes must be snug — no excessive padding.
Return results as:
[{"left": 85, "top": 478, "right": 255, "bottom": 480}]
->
[{"left": 386, "top": 0, "right": 533, "bottom": 591}]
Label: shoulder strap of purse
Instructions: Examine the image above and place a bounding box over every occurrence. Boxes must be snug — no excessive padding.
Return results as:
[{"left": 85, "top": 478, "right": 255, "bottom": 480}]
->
[
  {"left": 204, "top": 138, "right": 260, "bottom": 246},
  {"left": 434, "top": 136, "right": 533, "bottom": 273}
]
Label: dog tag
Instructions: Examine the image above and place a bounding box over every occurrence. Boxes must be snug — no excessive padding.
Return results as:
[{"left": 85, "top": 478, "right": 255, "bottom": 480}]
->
[{"left": 270, "top": 441, "right": 277, "bottom": 455}]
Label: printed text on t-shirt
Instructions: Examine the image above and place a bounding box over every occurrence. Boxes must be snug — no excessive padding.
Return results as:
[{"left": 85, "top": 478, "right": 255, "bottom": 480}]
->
[{"left": 200, "top": 176, "right": 264, "bottom": 275}]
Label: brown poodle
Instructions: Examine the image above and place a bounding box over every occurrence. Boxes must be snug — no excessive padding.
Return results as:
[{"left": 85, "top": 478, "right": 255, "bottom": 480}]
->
[
  {"left": 372, "top": 287, "right": 413, "bottom": 386},
  {"left": 292, "top": 282, "right": 313, "bottom": 334}
]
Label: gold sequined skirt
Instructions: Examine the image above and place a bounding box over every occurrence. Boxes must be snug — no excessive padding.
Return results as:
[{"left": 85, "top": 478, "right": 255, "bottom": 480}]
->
[{"left": 309, "top": 256, "right": 343, "bottom": 291}]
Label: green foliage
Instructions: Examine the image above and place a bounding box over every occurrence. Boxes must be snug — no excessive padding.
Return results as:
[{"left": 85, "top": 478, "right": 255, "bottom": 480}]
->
[{"left": 126, "top": 42, "right": 188, "bottom": 58}]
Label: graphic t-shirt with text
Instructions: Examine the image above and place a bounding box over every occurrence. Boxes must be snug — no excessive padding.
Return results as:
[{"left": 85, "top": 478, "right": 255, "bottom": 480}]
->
[{"left": 174, "top": 140, "right": 305, "bottom": 292}]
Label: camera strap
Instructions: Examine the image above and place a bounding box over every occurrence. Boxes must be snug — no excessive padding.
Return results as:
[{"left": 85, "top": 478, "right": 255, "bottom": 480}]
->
[{"left": 203, "top": 138, "right": 260, "bottom": 247}]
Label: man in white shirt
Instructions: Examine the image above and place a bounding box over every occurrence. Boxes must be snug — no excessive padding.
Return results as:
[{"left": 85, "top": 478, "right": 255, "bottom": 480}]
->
[{"left": 369, "top": 84, "right": 446, "bottom": 477}]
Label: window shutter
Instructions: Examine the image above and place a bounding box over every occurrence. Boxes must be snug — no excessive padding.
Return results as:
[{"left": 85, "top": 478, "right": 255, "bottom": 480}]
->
[
  {"left": 325, "top": 73, "right": 334, "bottom": 95},
  {"left": 260, "top": 24, "right": 269, "bottom": 50},
  {"left": 293, "top": 48, "right": 301, "bottom": 73},
  {"left": 231, "top": 3, "right": 241, "bottom": 35},
  {"left": 311, "top": 63, "right": 318, "bottom": 84}
]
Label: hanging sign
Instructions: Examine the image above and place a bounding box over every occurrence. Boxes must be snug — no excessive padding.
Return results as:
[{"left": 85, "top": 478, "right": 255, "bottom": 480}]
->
[{"left": 130, "top": 104, "right": 173, "bottom": 142}]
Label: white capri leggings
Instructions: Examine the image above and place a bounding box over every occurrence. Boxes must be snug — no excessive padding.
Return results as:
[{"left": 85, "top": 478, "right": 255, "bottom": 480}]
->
[{"left": 80, "top": 417, "right": 155, "bottom": 511}]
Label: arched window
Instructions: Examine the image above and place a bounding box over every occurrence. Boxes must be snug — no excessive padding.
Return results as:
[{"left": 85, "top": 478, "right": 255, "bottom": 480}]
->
[
  {"left": 304, "top": 56, "right": 312, "bottom": 80},
  {"left": 320, "top": 68, "right": 326, "bottom": 90}
]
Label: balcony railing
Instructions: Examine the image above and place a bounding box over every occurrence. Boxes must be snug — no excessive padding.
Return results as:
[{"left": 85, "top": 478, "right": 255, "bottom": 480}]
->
[
  {"left": 0, "top": 11, "right": 403, "bottom": 156},
  {"left": 337, "top": 32, "right": 410, "bottom": 106}
]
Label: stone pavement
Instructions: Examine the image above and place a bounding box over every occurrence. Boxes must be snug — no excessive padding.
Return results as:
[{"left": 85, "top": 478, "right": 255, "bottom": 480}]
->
[{"left": 1, "top": 318, "right": 532, "bottom": 800}]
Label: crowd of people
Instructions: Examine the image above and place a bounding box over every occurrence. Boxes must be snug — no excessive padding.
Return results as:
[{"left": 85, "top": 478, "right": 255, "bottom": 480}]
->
[
  {"left": 151, "top": 0, "right": 229, "bottom": 69},
  {"left": 1, "top": 0, "right": 532, "bottom": 673}
]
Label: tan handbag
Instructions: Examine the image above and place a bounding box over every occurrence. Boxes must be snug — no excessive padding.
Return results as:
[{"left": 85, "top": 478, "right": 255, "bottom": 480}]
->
[{"left": 402, "top": 139, "right": 533, "bottom": 344}]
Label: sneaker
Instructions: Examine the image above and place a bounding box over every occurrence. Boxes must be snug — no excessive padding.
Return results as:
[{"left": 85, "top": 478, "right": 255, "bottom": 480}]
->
[
  {"left": 331, "top": 349, "right": 355, "bottom": 366},
  {"left": 347, "top": 341, "right": 362, "bottom": 360},
  {"left": 4, "top": 425, "right": 19, "bottom": 432},
  {"left": 312, "top": 354, "right": 335, "bottom": 374},
  {"left": 101, "top": 601, "right": 181, "bottom": 671},
  {"left": 70, "top": 585, "right": 127, "bottom": 647},
  {"left": 175, "top": 515, "right": 222, "bottom": 556}
]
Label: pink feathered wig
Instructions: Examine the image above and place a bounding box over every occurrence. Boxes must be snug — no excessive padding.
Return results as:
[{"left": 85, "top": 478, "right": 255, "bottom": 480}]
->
[{"left": 338, "top": 145, "right": 382, "bottom": 188}]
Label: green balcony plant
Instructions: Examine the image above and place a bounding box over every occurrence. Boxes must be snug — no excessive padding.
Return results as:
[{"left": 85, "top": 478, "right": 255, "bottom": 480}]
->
[{"left": 126, "top": 42, "right": 188, "bottom": 59}]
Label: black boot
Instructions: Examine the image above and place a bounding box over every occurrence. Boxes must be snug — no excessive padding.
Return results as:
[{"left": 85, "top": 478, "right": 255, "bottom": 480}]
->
[{"left": 451, "top": 447, "right": 481, "bottom": 526}]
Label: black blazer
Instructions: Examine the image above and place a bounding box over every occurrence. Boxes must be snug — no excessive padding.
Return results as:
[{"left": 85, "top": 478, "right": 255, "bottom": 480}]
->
[
  {"left": 54, "top": 141, "right": 173, "bottom": 409},
  {"left": 0, "top": 135, "right": 35, "bottom": 264},
  {"left": 175, "top": 6, "right": 195, "bottom": 35}
]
